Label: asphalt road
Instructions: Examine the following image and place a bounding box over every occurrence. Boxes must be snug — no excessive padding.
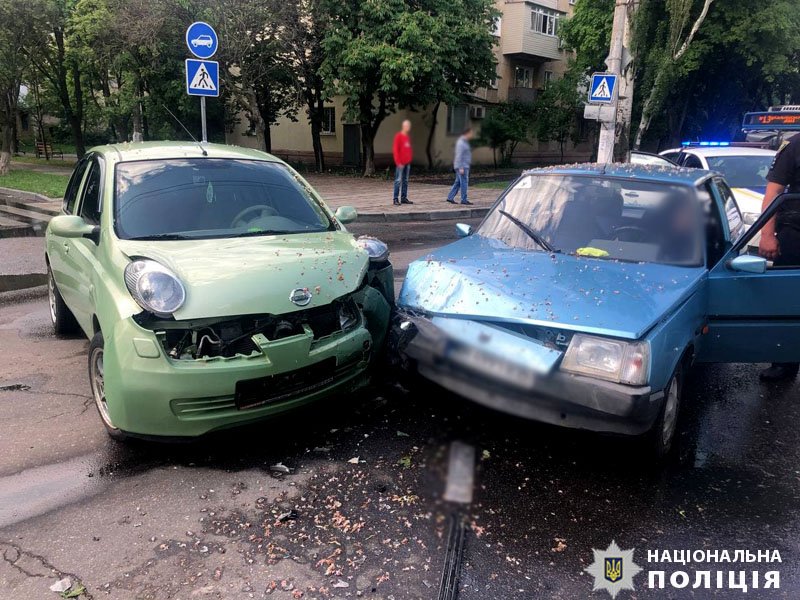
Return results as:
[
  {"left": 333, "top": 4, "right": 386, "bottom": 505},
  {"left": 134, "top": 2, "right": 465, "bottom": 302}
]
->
[{"left": 1, "top": 221, "right": 799, "bottom": 599}]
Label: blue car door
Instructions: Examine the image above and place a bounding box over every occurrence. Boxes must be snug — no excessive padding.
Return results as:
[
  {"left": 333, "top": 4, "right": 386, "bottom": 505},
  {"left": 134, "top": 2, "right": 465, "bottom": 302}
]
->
[{"left": 699, "top": 192, "right": 800, "bottom": 363}]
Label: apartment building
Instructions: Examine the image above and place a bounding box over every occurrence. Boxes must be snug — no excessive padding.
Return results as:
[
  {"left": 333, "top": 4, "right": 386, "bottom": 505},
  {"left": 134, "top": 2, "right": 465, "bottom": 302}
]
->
[{"left": 227, "top": 0, "right": 591, "bottom": 168}]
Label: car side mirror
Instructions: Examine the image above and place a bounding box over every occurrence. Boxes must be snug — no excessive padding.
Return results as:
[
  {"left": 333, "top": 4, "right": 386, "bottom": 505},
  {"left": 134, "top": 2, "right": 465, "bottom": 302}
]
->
[
  {"left": 729, "top": 254, "right": 767, "bottom": 274},
  {"left": 49, "top": 215, "right": 99, "bottom": 244},
  {"left": 335, "top": 206, "right": 357, "bottom": 224},
  {"left": 455, "top": 223, "right": 473, "bottom": 238}
]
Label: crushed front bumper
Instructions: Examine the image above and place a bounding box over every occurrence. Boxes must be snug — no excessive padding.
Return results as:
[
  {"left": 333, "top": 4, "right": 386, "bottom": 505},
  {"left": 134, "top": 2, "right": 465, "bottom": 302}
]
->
[{"left": 390, "top": 313, "right": 663, "bottom": 436}]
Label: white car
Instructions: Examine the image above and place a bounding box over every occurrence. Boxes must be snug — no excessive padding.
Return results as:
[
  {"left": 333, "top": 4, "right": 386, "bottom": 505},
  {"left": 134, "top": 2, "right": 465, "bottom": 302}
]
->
[
  {"left": 191, "top": 35, "right": 214, "bottom": 48},
  {"left": 659, "top": 145, "right": 775, "bottom": 227}
]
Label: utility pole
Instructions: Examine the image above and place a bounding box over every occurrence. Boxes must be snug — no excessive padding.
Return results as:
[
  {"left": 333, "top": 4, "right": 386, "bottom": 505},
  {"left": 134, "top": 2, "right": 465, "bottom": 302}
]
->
[
  {"left": 614, "top": 0, "right": 639, "bottom": 160},
  {"left": 596, "top": 0, "right": 629, "bottom": 163}
]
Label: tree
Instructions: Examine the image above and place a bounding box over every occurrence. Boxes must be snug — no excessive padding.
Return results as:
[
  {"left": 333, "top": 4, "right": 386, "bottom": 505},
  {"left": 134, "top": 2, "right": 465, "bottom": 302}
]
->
[
  {"left": 321, "top": 0, "right": 497, "bottom": 175},
  {"left": 632, "top": 0, "right": 714, "bottom": 148},
  {"left": 0, "top": 0, "right": 31, "bottom": 173},
  {"left": 280, "top": 0, "right": 330, "bottom": 172},
  {"left": 535, "top": 72, "right": 583, "bottom": 162},
  {"left": 479, "top": 101, "right": 536, "bottom": 167},
  {"left": 215, "top": 0, "right": 297, "bottom": 153}
]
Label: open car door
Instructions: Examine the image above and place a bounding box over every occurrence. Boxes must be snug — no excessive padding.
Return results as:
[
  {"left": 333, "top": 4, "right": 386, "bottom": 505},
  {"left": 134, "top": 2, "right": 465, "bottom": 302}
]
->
[{"left": 698, "top": 193, "right": 800, "bottom": 363}]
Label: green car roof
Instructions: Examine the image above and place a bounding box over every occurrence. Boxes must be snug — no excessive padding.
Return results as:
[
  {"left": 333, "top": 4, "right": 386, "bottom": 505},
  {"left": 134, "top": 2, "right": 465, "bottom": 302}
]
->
[{"left": 89, "top": 141, "right": 279, "bottom": 163}]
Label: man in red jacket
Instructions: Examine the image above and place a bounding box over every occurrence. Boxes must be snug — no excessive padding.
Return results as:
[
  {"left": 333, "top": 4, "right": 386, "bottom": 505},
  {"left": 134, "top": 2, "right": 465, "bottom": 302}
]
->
[{"left": 392, "top": 120, "right": 414, "bottom": 206}]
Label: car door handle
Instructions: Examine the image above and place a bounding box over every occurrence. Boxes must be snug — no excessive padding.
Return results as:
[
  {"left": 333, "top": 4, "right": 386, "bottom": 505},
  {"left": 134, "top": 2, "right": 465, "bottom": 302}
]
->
[{"left": 63, "top": 243, "right": 69, "bottom": 253}]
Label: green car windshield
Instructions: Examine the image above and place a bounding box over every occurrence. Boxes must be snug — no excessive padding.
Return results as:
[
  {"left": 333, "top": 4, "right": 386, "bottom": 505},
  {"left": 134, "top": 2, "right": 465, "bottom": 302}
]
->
[
  {"left": 478, "top": 174, "right": 704, "bottom": 266},
  {"left": 114, "top": 159, "right": 333, "bottom": 240}
]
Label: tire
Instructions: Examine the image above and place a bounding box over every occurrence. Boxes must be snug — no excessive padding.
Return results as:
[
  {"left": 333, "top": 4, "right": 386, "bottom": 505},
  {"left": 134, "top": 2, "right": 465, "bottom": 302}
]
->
[
  {"left": 47, "top": 266, "right": 79, "bottom": 336},
  {"left": 88, "top": 331, "right": 127, "bottom": 441},
  {"left": 644, "top": 364, "right": 682, "bottom": 460}
]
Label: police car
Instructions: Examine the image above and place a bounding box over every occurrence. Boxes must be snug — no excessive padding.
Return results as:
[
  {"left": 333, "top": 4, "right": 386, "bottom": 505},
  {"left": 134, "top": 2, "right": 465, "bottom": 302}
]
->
[{"left": 659, "top": 143, "right": 775, "bottom": 227}]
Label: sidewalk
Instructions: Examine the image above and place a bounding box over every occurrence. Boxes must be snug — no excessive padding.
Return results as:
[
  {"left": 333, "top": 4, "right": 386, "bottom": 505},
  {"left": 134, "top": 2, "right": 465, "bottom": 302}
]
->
[{"left": 0, "top": 237, "right": 47, "bottom": 293}]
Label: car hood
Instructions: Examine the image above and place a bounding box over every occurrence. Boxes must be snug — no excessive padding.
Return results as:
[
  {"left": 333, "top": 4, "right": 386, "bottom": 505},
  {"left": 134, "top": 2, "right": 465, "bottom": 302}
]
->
[
  {"left": 398, "top": 235, "right": 705, "bottom": 340},
  {"left": 732, "top": 186, "right": 766, "bottom": 215},
  {"left": 116, "top": 232, "right": 368, "bottom": 320}
]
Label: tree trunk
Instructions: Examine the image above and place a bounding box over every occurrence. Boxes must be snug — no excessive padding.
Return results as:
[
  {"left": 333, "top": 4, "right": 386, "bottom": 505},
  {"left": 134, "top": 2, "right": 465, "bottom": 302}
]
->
[
  {"left": 0, "top": 124, "right": 12, "bottom": 176},
  {"left": 633, "top": 66, "right": 668, "bottom": 149},
  {"left": 426, "top": 101, "right": 440, "bottom": 170},
  {"left": 71, "top": 63, "right": 85, "bottom": 156},
  {"left": 361, "top": 124, "right": 376, "bottom": 176},
  {"left": 264, "top": 124, "right": 272, "bottom": 154}
]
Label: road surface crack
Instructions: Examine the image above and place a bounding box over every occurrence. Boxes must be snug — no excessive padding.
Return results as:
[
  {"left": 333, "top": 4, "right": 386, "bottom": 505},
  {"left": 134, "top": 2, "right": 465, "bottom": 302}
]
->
[{"left": 1, "top": 542, "right": 94, "bottom": 599}]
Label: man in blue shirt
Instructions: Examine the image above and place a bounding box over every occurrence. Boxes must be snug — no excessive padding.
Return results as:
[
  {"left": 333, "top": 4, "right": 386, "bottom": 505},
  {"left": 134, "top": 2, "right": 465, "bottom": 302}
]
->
[{"left": 446, "top": 127, "right": 474, "bottom": 206}]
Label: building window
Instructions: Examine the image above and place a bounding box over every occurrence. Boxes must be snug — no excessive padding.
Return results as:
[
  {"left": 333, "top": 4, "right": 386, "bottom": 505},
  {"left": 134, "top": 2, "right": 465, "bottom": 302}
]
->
[
  {"left": 531, "top": 7, "right": 559, "bottom": 37},
  {"left": 447, "top": 104, "right": 469, "bottom": 135},
  {"left": 492, "top": 16, "right": 502, "bottom": 37},
  {"left": 321, "top": 107, "right": 336, "bottom": 135},
  {"left": 543, "top": 70, "right": 554, "bottom": 88},
  {"left": 514, "top": 66, "right": 533, "bottom": 89}
]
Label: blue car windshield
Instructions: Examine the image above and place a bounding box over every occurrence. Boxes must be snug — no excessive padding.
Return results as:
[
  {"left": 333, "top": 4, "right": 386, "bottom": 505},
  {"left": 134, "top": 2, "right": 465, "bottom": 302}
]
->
[
  {"left": 114, "top": 159, "right": 333, "bottom": 240},
  {"left": 478, "top": 174, "right": 704, "bottom": 266}
]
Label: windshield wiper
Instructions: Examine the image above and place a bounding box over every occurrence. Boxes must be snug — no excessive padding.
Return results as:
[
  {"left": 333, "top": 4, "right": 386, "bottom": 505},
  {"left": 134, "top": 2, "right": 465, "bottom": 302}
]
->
[
  {"left": 498, "top": 210, "right": 558, "bottom": 253},
  {"left": 128, "top": 233, "right": 193, "bottom": 241}
]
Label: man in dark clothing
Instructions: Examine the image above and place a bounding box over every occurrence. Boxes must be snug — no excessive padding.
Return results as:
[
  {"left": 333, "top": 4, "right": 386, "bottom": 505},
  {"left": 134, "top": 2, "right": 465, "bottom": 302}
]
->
[
  {"left": 392, "top": 120, "right": 414, "bottom": 206},
  {"left": 758, "top": 133, "right": 800, "bottom": 380}
]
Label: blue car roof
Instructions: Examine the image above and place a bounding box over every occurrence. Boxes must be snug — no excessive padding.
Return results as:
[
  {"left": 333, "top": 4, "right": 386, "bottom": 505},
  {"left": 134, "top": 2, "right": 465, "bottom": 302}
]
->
[{"left": 523, "top": 163, "right": 714, "bottom": 186}]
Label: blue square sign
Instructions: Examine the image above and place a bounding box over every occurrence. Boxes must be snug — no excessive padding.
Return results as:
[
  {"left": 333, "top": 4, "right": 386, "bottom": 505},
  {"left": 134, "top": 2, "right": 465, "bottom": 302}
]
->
[
  {"left": 589, "top": 73, "right": 618, "bottom": 105},
  {"left": 185, "top": 59, "right": 219, "bottom": 97}
]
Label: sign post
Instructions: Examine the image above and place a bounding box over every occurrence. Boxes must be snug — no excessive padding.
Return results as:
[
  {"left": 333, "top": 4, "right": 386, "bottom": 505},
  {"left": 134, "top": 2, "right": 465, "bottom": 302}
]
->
[
  {"left": 585, "top": 72, "right": 619, "bottom": 163},
  {"left": 185, "top": 21, "right": 219, "bottom": 143}
]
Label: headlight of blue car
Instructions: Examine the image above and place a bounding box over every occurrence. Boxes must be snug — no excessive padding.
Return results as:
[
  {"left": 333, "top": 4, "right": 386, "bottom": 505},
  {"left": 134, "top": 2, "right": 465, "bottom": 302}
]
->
[{"left": 561, "top": 334, "right": 650, "bottom": 386}]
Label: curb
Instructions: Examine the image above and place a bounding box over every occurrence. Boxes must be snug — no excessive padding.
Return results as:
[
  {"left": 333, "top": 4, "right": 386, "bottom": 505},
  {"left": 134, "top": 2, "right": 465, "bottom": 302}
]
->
[
  {"left": 0, "top": 187, "right": 60, "bottom": 203},
  {"left": 0, "top": 273, "right": 48, "bottom": 294},
  {"left": 358, "top": 207, "right": 489, "bottom": 223}
]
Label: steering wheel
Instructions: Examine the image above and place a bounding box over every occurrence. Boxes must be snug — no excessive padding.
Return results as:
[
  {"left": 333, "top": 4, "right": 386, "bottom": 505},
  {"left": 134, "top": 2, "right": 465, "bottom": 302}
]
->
[
  {"left": 231, "top": 205, "right": 278, "bottom": 229},
  {"left": 611, "top": 226, "right": 650, "bottom": 243}
]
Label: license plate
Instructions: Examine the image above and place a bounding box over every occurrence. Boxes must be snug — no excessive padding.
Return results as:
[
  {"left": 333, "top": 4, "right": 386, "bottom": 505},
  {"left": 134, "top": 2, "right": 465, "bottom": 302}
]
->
[
  {"left": 234, "top": 357, "right": 336, "bottom": 410},
  {"left": 448, "top": 345, "right": 536, "bottom": 389}
]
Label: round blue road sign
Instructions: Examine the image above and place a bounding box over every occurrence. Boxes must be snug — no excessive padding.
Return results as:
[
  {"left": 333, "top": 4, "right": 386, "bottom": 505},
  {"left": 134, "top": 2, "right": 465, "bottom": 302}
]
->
[{"left": 186, "top": 22, "right": 218, "bottom": 59}]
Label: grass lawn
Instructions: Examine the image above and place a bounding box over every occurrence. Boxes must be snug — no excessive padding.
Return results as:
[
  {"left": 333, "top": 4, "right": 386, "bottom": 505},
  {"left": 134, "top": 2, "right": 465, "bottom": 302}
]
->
[
  {"left": 0, "top": 169, "right": 70, "bottom": 198},
  {"left": 474, "top": 180, "right": 512, "bottom": 190},
  {"left": 12, "top": 155, "right": 75, "bottom": 169}
]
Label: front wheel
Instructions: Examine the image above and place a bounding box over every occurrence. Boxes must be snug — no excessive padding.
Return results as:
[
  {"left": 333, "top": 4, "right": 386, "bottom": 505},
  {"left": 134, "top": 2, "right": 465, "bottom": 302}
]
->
[
  {"left": 88, "top": 332, "right": 126, "bottom": 441},
  {"left": 644, "top": 365, "right": 682, "bottom": 460}
]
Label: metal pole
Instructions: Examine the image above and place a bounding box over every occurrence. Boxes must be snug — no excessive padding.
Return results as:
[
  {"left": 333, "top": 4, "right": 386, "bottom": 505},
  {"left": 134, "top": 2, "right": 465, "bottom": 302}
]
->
[
  {"left": 200, "top": 96, "right": 208, "bottom": 143},
  {"left": 596, "top": 0, "right": 628, "bottom": 164}
]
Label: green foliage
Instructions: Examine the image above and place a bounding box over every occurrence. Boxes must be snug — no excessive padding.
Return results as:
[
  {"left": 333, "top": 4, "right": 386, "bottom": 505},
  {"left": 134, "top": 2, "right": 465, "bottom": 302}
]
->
[
  {"left": 479, "top": 101, "right": 536, "bottom": 167},
  {"left": 534, "top": 71, "right": 584, "bottom": 161},
  {"left": 321, "top": 0, "right": 498, "bottom": 174},
  {"left": 559, "top": 0, "right": 614, "bottom": 72},
  {"left": 0, "top": 169, "right": 70, "bottom": 198}
]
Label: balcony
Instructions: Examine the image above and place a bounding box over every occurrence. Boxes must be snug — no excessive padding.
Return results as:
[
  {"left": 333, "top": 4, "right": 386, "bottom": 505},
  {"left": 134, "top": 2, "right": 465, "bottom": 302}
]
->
[
  {"left": 507, "top": 87, "right": 539, "bottom": 103},
  {"left": 500, "top": 2, "right": 565, "bottom": 62}
]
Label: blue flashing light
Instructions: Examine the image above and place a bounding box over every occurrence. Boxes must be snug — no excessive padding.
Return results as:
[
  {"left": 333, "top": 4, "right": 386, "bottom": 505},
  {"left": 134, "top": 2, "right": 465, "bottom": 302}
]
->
[{"left": 682, "top": 141, "right": 730, "bottom": 147}]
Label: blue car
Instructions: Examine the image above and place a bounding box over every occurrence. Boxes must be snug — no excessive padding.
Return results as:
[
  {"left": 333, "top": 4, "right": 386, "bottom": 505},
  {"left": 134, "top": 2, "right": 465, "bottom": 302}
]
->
[{"left": 392, "top": 164, "right": 800, "bottom": 457}]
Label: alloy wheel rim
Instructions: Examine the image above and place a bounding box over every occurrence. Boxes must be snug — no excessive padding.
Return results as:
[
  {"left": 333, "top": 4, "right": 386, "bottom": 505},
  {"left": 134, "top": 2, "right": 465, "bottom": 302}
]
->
[
  {"left": 90, "top": 347, "right": 116, "bottom": 430},
  {"left": 47, "top": 274, "right": 57, "bottom": 325},
  {"left": 661, "top": 377, "right": 679, "bottom": 446}
]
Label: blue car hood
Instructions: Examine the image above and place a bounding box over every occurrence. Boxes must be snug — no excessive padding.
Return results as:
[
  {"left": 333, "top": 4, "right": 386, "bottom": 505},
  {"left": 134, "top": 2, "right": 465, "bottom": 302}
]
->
[{"left": 398, "top": 235, "right": 706, "bottom": 340}]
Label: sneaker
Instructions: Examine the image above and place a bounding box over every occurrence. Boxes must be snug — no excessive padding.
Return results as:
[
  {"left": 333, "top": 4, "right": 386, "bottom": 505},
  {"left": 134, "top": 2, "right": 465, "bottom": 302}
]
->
[
  {"left": 446, "top": 198, "right": 456, "bottom": 204},
  {"left": 401, "top": 198, "right": 413, "bottom": 204},
  {"left": 460, "top": 200, "right": 473, "bottom": 205},
  {"left": 759, "top": 363, "right": 799, "bottom": 381},
  {"left": 393, "top": 199, "right": 400, "bottom": 206}
]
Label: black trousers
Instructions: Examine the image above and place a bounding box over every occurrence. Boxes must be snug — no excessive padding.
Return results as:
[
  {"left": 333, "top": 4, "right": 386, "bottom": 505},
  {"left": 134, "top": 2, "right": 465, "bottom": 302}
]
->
[{"left": 774, "top": 226, "right": 800, "bottom": 369}]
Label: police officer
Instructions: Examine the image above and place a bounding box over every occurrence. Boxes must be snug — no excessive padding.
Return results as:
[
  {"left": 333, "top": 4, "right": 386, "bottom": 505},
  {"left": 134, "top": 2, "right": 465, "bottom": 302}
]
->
[{"left": 758, "top": 133, "right": 800, "bottom": 380}]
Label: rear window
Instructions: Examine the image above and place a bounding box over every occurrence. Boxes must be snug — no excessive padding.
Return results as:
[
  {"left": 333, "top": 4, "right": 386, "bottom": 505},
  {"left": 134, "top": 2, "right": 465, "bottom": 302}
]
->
[{"left": 114, "top": 159, "right": 332, "bottom": 240}]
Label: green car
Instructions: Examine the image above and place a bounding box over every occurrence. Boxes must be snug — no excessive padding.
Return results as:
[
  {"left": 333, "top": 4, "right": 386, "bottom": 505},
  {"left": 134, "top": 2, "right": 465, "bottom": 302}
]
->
[{"left": 46, "top": 142, "right": 393, "bottom": 439}]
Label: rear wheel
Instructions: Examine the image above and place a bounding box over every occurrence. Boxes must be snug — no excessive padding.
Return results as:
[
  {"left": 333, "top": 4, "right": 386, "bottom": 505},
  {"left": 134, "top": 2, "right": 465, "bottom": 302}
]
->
[
  {"left": 48, "top": 266, "right": 78, "bottom": 336},
  {"left": 645, "top": 365, "right": 682, "bottom": 460},
  {"left": 88, "top": 332, "right": 126, "bottom": 441}
]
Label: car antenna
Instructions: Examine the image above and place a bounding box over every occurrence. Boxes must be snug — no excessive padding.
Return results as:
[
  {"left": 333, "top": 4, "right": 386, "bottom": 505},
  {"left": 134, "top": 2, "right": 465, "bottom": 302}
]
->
[{"left": 163, "top": 104, "right": 207, "bottom": 156}]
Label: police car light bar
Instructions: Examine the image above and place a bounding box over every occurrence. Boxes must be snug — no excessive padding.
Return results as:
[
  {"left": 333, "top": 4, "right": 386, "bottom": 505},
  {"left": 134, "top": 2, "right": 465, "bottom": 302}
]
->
[
  {"left": 742, "top": 111, "right": 800, "bottom": 131},
  {"left": 681, "top": 141, "right": 731, "bottom": 147}
]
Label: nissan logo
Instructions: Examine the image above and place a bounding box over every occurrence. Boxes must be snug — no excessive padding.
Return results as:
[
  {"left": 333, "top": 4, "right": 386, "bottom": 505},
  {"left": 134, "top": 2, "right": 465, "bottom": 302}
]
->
[{"left": 289, "top": 287, "right": 312, "bottom": 307}]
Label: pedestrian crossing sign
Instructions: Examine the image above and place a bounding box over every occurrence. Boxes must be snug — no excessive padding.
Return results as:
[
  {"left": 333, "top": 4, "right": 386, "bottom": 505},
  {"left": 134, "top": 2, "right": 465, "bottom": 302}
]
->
[
  {"left": 589, "top": 72, "right": 618, "bottom": 105},
  {"left": 185, "top": 59, "right": 219, "bottom": 97}
]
